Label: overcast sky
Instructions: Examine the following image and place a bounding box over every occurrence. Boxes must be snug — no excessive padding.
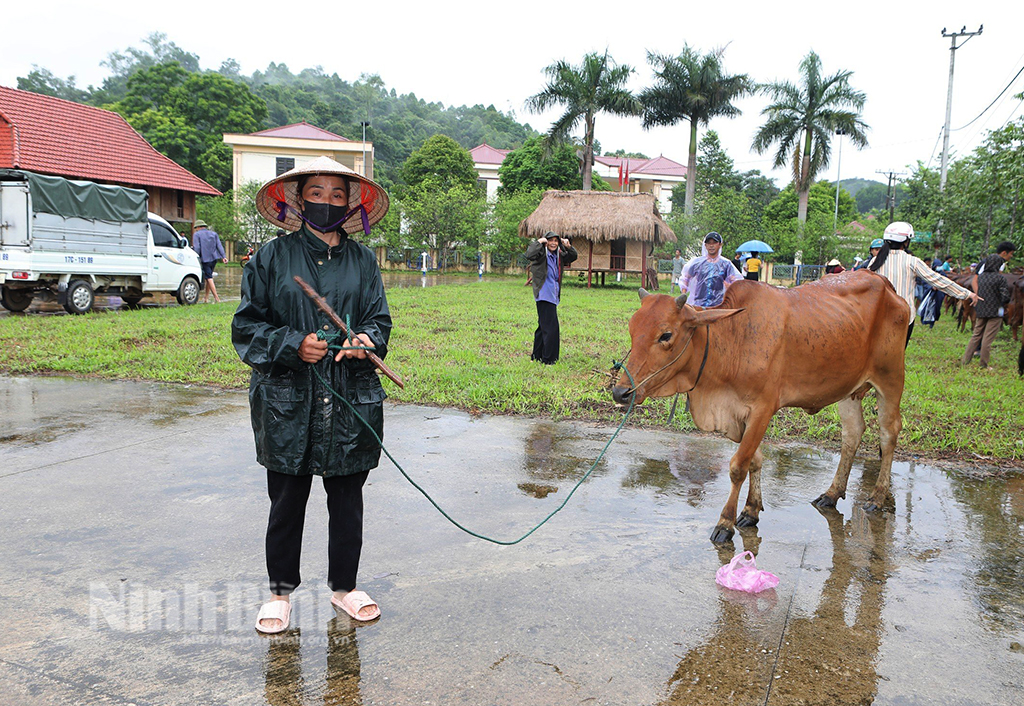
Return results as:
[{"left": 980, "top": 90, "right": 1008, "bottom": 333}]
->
[{"left": 3, "top": 1, "right": 1023, "bottom": 188}]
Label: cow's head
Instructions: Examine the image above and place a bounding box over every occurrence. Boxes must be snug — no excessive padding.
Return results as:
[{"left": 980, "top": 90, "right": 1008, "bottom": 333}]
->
[{"left": 611, "top": 288, "right": 744, "bottom": 406}]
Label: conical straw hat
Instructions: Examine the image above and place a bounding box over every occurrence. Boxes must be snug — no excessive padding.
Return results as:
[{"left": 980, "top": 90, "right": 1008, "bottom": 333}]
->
[{"left": 255, "top": 156, "right": 390, "bottom": 235}]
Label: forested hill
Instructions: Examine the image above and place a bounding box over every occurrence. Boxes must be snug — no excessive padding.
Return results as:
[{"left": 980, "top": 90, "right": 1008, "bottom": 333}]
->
[
  {"left": 243, "top": 64, "right": 538, "bottom": 186},
  {"left": 838, "top": 178, "right": 882, "bottom": 199},
  {"left": 15, "top": 34, "right": 539, "bottom": 189}
]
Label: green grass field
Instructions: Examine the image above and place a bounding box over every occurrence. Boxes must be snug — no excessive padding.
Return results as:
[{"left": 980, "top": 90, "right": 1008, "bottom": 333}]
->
[{"left": 1, "top": 277, "right": 1021, "bottom": 463}]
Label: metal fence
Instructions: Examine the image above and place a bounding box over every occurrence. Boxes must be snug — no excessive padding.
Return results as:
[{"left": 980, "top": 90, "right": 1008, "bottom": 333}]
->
[{"left": 773, "top": 264, "right": 825, "bottom": 284}]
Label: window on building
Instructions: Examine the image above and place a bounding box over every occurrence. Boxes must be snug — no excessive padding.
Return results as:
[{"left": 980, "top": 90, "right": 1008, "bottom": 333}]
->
[
  {"left": 610, "top": 239, "right": 627, "bottom": 271},
  {"left": 176, "top": 190, "right": 184, "bottom": 219},
  {"left": 276, "top": 157, "right": 295, "bottom": 176}
]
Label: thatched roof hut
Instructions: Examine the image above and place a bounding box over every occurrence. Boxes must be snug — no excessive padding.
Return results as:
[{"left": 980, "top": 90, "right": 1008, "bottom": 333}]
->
[
  {"left": 519, "top": 191, "right": 675, "bottom": 288},
  {"left": 518, "top": 190, "right": 676, "bottom": 243}
]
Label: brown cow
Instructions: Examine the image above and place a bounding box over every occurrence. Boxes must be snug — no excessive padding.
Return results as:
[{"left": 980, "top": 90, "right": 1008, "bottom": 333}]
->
[{"left": 611, "top": 271, "right": 909, "bottom": 543}]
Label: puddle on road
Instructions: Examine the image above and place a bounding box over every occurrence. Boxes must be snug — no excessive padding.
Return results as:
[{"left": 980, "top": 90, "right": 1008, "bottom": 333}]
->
[{"left": 2, "top": 378, "right": 1023, "bottom": 705}]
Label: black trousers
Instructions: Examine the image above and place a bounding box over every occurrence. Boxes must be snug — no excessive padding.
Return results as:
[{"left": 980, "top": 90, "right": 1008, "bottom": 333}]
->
[
  {"left": 745, "top": 271, "right": 759, "bottom": 281},
  {"left": 532, "top": 300, "right": 560, "bottom": 364},
  {"left": 266, "top": 469, "right": 369, "bottom": 596}
]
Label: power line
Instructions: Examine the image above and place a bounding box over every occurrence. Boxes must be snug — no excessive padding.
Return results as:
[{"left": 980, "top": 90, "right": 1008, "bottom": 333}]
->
[
  {"left": 926, "top": 126, "right": 944, "bottom": 169},
  {"left": 951, "top": 63, "right": 1024, "bottom": 132},
  {"left": 875, "top": 169, "right": 906, "bottom": 224}
]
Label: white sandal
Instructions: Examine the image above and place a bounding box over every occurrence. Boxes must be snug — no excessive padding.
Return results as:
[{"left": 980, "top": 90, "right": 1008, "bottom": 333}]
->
[
  {"left": 332, "top": 590, "right": 380, "bottom": 622},
  {"left": 255, "top": 600, "right": 291, "bottom": 634}
]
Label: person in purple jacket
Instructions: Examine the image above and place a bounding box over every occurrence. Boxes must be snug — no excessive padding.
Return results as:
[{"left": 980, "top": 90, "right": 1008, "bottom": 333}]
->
[{"left": 192, "top": 220, "right": 228, "bottom": 303}]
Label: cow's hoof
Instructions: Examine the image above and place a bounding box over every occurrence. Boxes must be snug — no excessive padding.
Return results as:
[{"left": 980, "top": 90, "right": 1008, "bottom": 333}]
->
[
  {"left": 710, "top": 525, "right": 735, "bottom": 544},
  {"left": 735, "top": 511, "right": 759, "bottom": 528},
  {"left": 811, "top": 493, "right": 837, "bottom": 509}
]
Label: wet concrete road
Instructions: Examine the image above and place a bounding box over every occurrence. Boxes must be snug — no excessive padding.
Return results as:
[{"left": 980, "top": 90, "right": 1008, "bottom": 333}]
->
[
  {"left": 1, "top": 376, "right": 1022, "bottom": 705},
  {"left": 0, "top": 269, "right": 481, "bottom": 317}
]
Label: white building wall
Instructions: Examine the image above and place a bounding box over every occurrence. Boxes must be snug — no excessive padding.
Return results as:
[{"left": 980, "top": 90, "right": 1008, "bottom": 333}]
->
[{"left": 238, "top": 153, "right": 280, "bottom": 189}]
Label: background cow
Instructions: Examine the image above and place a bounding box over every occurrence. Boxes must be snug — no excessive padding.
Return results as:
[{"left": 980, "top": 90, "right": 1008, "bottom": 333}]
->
[{"left": 612, "top": 271, "right": 910, "bottom": 542}]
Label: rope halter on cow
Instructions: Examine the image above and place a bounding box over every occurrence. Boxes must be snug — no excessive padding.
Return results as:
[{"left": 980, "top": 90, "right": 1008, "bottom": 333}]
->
[{"left": 619, "top": 324, "right": 711, "bottom": 398}]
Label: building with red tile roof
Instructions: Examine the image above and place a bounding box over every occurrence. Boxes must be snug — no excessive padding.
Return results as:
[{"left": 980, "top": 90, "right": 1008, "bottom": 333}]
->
[
  {"left": 223, "top": 122, "right": 373, "bottom": 194},
  {"left": 0, "top": 85, "right": 220, "bottom": 227},
  {"left": 469, "top": 143, "right": 686, "bottom": 212},
  {"left": 250, "top": 122, "right": 352, "bottom": 142}
]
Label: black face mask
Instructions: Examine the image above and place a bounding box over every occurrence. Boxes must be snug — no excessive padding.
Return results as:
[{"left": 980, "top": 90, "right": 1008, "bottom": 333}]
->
[{"left": 302, "top": 202, "right": 348, "bottom": 233}]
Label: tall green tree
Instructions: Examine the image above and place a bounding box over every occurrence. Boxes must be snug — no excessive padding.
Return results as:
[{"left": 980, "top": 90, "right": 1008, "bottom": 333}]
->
[
  {"left": 400, "top": 137, "right": 487, "bottom": 266},
  {"left": 16, "top": 66, "right": 91, "bottom": 102},
  {"left": 640, "top": 45, "right": 752, "bottom": 224},
  {"left": 752, "top": 51, "right": 869, "bottom": 227},
  {"left": 403, "top": 178, "right": 487, "bottom": 268},
  {"left": 694, "top": 130, "right": 743, "bottom": 196},
  {"left": 488, "top": 188, "right": 546, "bottom": 256},
  {"left": 400, "top": 134, "right": 478, "bottom": 191},
  {"left": 497, "top": 136, "right": 610, "bottom": 196},
  {"left": 110, "top": 63, "right": 267, "bottom": 191},
  {"left": 526, "top": 51, "right": 640, "bottom": 191},
  {"left": 762, "top": 181, "right": 856, "bottom": 263}
]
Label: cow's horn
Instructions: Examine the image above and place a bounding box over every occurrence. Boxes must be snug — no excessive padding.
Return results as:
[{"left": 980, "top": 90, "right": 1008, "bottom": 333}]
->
[
  {"left": 675, "top": 293, "right": 689, "bottom": 309},
  {"left": 638, "top": 288, "right": 650, "bottom": 301}
]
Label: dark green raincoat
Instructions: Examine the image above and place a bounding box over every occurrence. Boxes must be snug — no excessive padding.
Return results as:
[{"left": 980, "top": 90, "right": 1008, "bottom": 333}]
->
[{"left": 232, "top": 226, "right": 392, "bottom": 477}]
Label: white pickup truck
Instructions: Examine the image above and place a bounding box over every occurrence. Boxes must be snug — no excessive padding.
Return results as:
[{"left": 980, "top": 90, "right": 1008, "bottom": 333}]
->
[{"left": 0, "top": 170, "right": 202, "bottom": 314}]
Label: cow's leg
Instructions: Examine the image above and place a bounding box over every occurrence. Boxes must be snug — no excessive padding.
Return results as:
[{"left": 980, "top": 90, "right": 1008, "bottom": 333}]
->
[
  {"left": 812, "top": 396, "right": 866, "bottom": 508},
  {"left": 736, "top": 448, "right": 764, "bottom": 527},
  {"left": 711, "top": 415, "right": 772, "bottom": 543},
  {"left": 866, "top": 379, "right": 903, "bottom": 512}
]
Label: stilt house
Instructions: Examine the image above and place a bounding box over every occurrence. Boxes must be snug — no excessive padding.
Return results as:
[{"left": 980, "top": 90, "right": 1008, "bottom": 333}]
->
[{"left": 519, "top": 191, "right": 676, "bottom": 288}]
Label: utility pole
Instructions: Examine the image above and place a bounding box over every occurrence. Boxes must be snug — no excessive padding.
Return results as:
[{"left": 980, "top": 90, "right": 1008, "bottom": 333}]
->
[
  {"left": 360, "top": 121, "right": 371, "bottom": 176},
  {"left": 939, "top": 25, "right": 983, "bottom": 193},
  {"left": 876, "top": 169, "right": 906, "bottom": 224}
]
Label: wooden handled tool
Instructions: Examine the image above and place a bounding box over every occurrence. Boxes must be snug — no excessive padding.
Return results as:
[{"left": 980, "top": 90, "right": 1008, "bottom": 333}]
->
[{"left": 293, "top": 275, "right": 405, "bottom": 389}]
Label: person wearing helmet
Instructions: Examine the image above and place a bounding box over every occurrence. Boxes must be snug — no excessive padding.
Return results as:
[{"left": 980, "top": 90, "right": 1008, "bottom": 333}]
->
[
  {"left": 868, "top": 222, "right": 979, "bottom": 343},
  {"left": 854, "top": 238, "right": 883, "bottom": 270}
]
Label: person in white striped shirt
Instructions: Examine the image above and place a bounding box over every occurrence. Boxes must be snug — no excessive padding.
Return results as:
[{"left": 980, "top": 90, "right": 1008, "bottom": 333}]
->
[{"left": 867, "top": 221, "right": 979, "bottom": 345}]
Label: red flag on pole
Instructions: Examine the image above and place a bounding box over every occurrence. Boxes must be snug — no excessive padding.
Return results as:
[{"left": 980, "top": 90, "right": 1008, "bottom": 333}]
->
[{"left": 624, "top": 160, "right": 630, "bottom": 190}]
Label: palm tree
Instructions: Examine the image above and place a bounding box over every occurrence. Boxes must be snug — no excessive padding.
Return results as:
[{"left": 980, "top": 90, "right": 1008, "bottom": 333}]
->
[
  {"left": 640, "top": 46, "right": 752, "bottom": 221},
  {"left": 752, "top": 51, "right": 869, "bottom": 226},
  {"left": 526, "top": 51, "right": 640, "bottom": 191}
]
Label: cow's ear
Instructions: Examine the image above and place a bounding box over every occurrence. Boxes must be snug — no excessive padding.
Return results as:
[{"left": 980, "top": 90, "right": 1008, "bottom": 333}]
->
[
  {"left": 674, "top": 293, "right": 688, "bottom": 309},
  {"left": 687, "top": 308, "right": 745, "bottom": 327}
]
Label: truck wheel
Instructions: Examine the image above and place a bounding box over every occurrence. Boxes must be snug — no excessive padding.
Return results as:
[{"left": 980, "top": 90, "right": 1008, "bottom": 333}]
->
[
  {"left": 64, "top": 279, "right": 95, "bottom": 315},
  {"left": 176, "top": 276, "right": 200, "bottom": 306},
  {"left": 1, "top": 286, "right": 33, "bottom": 312}
]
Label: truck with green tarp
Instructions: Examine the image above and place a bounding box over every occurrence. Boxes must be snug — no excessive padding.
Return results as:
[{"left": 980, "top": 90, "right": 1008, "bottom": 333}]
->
[{"left": 0, "top": 170, "right": 202, "bottom": 313}]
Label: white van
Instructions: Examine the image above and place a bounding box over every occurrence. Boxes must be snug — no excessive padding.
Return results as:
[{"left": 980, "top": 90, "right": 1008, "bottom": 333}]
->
[{"left": 0, "top": 170, "right": 202, "bottom": 313}]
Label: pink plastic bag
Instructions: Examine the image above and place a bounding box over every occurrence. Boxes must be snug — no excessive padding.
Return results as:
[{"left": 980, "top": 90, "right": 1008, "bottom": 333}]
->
[{"left": 715, "top": 551, "right": 779, "bottom": 593}]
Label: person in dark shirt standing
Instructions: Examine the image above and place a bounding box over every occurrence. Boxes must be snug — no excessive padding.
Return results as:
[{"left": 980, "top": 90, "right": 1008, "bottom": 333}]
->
[
  {"left": 192, "top": 220, "right": 228, "bottom": 303},
  {"left": 961, "top": 241, "right": 1017, "bottom": 368},
  {"left": 526, "top": 231, "right": 578, "bottom": 364}
]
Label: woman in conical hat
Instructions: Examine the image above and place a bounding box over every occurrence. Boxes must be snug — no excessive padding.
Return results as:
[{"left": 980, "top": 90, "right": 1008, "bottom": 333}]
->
[{"left": 233, "top": 156, "right": 392, "bottom": 632}]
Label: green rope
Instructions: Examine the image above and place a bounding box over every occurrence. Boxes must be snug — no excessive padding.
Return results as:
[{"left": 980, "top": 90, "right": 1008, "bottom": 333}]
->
[
  {"left": 317, "top": 317, "right": 374, "bottom": 352},
  {"left": 310, "top": 360, "right": 636, "bottom": 546}
]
